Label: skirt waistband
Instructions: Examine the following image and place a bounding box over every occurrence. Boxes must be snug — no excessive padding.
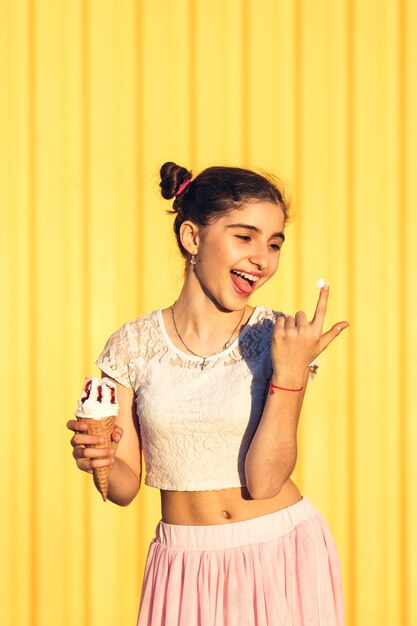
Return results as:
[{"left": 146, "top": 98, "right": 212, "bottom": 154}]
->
[{"left": 155, "top": 496, "right": 319, "bottom": 551}]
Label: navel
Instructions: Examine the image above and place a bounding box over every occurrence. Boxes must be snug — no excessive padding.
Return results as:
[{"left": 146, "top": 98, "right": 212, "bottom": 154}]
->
[{"left": 222, "top": 510, "right": 232, "bottom": 519}]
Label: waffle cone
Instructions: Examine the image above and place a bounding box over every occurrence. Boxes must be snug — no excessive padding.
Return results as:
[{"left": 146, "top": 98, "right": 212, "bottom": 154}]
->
[{"left": 76, "top": 414, "right": 116, "bottom": 501}]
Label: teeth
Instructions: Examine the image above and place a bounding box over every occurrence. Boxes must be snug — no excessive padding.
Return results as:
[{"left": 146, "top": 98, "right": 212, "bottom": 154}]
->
[{"left": 232, "top": 270, "right": 260, "bottom": 282}]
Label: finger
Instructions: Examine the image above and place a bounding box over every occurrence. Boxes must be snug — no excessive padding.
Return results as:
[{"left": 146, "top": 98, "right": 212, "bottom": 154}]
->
[
  {"left": 74, "top": 447, "right": 112, "bottom": 461},
  {"left": 67, "top": 419, "right": 89, "bottom": 436},
  {"left": 76, "top": 458, "right": 95, "bottom": 473},
  {"left": 275, "top": 314, "right": 286, "bottom": 328},
  {"left": 295, "top": 311, "right": 308, "bottom": 326},
  {"left": 319, "top": 321, "right": 350, "bottom": 352},
  {"left": 81, "top": 446, "right": 113, "bottom": 459},
  {"left": 67, "top": 419, "right": 86, "bottom": 432},
  {"left": 311, "top": 284, "right": 330, "bottom": 330},
  {"left": 90, "top": 457, "right": 114, "bottom": 469},
  {"left": 72, "top": 433, "right": 105, "bottom": 447},
  {"left": 111, "top": 426, "right": 123, "bottom": 444},
  {"left": 73, "top": 446, "right": 94, "bottom": 460},
  {"left": 284, "top": 315, "right": 295, "bottom": 328}
]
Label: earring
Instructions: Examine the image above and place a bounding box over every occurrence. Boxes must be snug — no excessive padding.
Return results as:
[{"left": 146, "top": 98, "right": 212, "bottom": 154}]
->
[{"left": 190, "top": 254, "right": 197, "bottom": 265}]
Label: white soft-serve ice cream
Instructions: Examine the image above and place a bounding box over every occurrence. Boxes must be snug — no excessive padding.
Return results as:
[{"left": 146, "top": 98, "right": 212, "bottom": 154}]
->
[
  {"left": 316, "top": 278, "right": 329, "bottom": 289},
  {"left": 75, "top": 377, "right": 119, "bottom": 419},
  {"left": 75, "top": 377, "right": 119, "bottom": 501}
]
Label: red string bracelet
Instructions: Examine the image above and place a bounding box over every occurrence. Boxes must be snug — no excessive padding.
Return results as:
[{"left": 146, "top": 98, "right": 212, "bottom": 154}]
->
[{"left": 269, "top": 382, "right": 304, "bottom": 394}]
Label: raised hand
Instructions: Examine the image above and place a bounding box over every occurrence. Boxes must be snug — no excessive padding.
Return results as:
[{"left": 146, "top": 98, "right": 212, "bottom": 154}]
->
[{"left": 271, "top": 283, "right": 349, "bottom": 382}]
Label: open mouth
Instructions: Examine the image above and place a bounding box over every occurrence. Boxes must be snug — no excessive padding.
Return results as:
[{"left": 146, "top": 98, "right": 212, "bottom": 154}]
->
[{"left": 230, "top": 269, "right": 256, "bottom": 295}]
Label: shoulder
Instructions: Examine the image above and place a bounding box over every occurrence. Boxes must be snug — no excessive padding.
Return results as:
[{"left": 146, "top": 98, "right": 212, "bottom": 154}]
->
[
  {"left": 249, "top": 305, "right": 287, "bottom": 341},
  {"left": 109, "top": 310, "right": 158, "bottom": 339},
  {"left": 238, "top": 306, "right": 285, "bottom": 359},
  {"left": 123, "top": 310, "right": 158, "bottom": 335},
  {"left": 96, "top": 310, "right": 160, "bottom": 390},
  {"left": 98, "top": 311, "right": 159, "bottom": 356},
  {"left": 252, "top": 305, "right": 287, "bottom": 327}
]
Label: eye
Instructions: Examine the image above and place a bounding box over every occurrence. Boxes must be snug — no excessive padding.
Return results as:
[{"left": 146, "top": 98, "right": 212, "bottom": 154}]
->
[
  {"left": 235, "top": 235, "right": 251, "bottom": 242},
  {"left": 269, "top": 243, "right": 282, "bottom": 251}
]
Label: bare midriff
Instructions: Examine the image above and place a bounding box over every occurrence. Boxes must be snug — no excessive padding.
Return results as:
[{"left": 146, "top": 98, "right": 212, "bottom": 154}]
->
[{"left": 160, "top": 477, "right": 303, "bottom": 525}]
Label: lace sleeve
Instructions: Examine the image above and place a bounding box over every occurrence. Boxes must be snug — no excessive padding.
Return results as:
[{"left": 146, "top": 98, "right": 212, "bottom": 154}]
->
[{"left": 95, "top": 322, "right": 136, "bottom": 390}]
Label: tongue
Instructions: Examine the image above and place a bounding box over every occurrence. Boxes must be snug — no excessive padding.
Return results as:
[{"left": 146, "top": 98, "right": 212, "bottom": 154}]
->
[{"left": 231, "top": 272, "right": 253, "bottom": 295}]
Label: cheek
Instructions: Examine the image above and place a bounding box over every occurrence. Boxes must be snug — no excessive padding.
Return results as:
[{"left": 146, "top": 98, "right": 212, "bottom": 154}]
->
[
  {"left": 203, "top": 240, "right": 232, "bottom": 261},
  {"left": 197, "top": 243, "right": 228, "bottom": 274},
  {"left": 269, "top": 254, "right": 281, "bottom": 275}
]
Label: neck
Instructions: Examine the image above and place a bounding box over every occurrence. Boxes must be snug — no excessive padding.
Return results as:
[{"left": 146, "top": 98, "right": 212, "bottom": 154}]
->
[{"left": 172, "top": 281, "right": 249, "bottom": 342}]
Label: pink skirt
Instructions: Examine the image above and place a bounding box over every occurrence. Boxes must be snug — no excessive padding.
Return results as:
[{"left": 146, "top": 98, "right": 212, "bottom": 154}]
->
[{"left": 137, "top": 496, "right": 345, "bottom": 626}]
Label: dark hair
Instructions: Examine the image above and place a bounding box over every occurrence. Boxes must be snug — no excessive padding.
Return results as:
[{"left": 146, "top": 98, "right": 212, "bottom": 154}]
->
[{"left": 159, "top": 161, "right": 291, "bottom": 258}]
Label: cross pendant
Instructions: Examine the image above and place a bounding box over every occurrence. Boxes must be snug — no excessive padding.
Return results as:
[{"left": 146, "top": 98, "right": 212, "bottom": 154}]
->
[{"left": 200, "top": 358, "right": 207, "bottom": 370}]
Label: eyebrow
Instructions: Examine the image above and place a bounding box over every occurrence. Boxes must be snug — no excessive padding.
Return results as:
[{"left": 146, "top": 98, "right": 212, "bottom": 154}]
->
[{"left": 225, "top": 223, "right": 286, "bottom": 242}]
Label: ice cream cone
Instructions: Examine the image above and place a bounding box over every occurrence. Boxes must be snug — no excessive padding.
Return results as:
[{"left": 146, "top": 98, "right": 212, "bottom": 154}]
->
[
  {"left": 76, "top": 414, "right": 116, "bottom": 501},
  {"left": 75, "top": 377, "right": 119, "bottom": 501}
]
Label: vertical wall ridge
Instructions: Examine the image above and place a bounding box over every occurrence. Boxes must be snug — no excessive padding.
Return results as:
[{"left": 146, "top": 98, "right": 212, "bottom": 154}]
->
[
  {"left": 135, "top": 0, "right": 144, "bottom": 315},
  {"left": 241, "top": 0, "right": 249, "bottom": 164},
  {"left": 188, "top": 0, "right": 197, "bottom": 165},
  {"left": 27, "top": 0, "right": 38, "bottom": 623},
  {"left": 345, "top": 0, "right": 356, "bottom": 622},
  {"left": 397, "top": 0, "right": 408, "bottom": 623},
  {"left": 293, "top": 0, "right": 302, "bottom": 312},
  {"left": 81, "top": 1, "right": 91, "bottom": 624}
]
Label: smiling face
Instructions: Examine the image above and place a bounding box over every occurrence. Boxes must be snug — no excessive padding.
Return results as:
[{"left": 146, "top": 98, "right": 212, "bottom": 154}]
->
[{"left": 180, "top": 200, "right": 286, "bottom": 312}]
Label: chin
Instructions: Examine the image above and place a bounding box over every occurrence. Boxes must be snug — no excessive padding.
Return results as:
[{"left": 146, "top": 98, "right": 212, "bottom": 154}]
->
[
  {"left": 200, "top": 277, "right": 252, "bottom": 312},
  {"left": 218, "top": 294, "right": 251, "bottom": 313}
]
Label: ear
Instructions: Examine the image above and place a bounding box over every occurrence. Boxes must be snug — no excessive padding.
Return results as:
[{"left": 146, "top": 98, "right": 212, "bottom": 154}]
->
[{"left": 179, "top": 220, "right": 201, "bottom": 256}]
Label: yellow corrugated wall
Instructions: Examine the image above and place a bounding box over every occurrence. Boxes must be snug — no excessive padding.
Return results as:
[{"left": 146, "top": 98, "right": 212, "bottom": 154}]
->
[{"left": 1, "top": 1, "right": 416, "bottom": 624}]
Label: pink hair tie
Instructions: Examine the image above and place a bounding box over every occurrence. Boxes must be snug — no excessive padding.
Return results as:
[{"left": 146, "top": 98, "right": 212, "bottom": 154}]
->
[{"left": 175, "top": 179, "right": 192, "bottom": 197}]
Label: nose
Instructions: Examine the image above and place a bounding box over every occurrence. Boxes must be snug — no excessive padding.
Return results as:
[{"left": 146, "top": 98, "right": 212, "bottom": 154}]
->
[{"left": 248, "top": 245, "right": 268, "bottom": 271}]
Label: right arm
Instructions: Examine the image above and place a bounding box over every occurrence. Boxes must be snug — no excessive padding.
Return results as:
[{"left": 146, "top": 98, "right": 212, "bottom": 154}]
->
[
  {"left": 67, "top": 373, "right": 142, "bottom": 506},
  {"left": 245, "top": 285, "right": 349, "bottom": 500}
]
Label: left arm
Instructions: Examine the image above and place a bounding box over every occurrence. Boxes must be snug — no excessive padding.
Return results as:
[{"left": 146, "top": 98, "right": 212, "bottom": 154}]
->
[
  {"left": 245, "top": 285, "right": 349, "bottom": 500},
  {"left": 244, "top": 366, "right": 309, "bottom": 500}
]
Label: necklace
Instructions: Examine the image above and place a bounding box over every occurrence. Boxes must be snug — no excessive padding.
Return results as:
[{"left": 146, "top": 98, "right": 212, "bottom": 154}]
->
[{"left": 170, "top": 304, "right": 246, "bottom": 370}]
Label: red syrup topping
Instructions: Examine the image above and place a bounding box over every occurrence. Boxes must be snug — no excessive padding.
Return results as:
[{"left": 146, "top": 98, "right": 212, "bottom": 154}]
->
[
  {"left": 97, "top": 384, "right": 103, "bottom": 403},
  {"left": 104, "top": 381, "right": 116, "bottom": 404},
  {"left": 81, "top": 379, "right": 92, "bottom": 404}
]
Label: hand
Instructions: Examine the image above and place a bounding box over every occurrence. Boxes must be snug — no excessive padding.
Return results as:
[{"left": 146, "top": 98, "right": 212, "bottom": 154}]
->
[
  {"left": 67, "top": 419, "right": 124, "bottom": 474},
  {"left": 271, "top": 284, "right": 349, "bottom": 381}
]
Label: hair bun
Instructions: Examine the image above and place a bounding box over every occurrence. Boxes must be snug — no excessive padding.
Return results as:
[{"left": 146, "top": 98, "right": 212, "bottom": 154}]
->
[{"left": 160, "top": 162, "right": 192, "bottom": 200}]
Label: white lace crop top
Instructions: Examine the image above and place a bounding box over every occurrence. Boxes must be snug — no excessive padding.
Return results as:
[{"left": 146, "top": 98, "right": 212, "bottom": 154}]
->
[{"left": 95, "top": 306, "right": 318, "bottom": 492}]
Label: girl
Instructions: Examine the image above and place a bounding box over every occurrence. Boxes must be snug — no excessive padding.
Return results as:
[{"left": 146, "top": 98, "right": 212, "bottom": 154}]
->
[{"left": 68, "top": 162, "right": 348, "bottom": 625}]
